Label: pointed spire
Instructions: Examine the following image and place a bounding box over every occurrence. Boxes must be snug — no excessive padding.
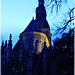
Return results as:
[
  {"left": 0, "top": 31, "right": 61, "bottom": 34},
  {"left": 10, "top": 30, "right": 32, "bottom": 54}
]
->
[
  {"left": 8, "top": 34, "right": 12, "bottom": 49},
  {"left": 1, "top": 41, "right": 4, "bottom": 47},
  {"left": 5, "top": 40, "right": 7, "bottom": 47},
  {"left": 8, "top": 34, "right": 12, "bottom": 44},
  {"left": 1, "top": 41, "right": 4, "bottom": 49},
  {"left": 10, "top": 34, "right": 12, "bottom": 40}
]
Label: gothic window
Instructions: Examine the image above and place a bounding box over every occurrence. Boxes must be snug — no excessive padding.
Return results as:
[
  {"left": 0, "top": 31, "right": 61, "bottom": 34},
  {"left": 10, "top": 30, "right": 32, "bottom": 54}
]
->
[
  {"left": 42, "top": 42, "right": 44, "bottom": 49},
  {"left": 35, "top": 40, "right": 39, "bottom": 51}
]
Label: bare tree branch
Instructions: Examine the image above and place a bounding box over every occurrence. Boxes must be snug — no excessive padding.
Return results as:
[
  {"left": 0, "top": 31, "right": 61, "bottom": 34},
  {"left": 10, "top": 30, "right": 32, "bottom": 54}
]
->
[
  {"left": 55, "top": 7, "right": 75, "bottom": 33},
  {"left": 69, "top": 7, "right": 75, "bottom": 14},
  {"left": 45, "top": 0, "right": 67, "bottom": 13},
  {"left": 45, "top": 0, "right": 74, "bottom": 34}
]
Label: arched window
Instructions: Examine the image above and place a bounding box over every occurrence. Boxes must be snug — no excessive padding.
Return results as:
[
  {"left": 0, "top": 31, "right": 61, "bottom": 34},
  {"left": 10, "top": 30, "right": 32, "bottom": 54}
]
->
[
  {"left": 42, "top": 42, "right": 44, "bottom": 49},
  {"left": 35, "top": 40, "right": 39, "bottom": 51}
]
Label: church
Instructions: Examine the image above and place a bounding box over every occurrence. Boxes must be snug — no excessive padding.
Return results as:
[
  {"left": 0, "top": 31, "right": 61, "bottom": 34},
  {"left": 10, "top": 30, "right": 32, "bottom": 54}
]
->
[
  {"left": 1, "top": 0, "right": 73, "bottom": 75},
  {"left": 19, "top": 0, "right": 51, "bottom": 53}
]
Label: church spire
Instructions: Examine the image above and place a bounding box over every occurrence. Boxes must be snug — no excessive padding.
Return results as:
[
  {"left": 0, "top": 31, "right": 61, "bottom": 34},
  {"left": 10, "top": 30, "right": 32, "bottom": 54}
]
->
[
  {"left": 38, "top": 0, "right": 44, "bottom": 7},
  {"left": 36, "top": 0, "right": 46, "bottom": 20}
]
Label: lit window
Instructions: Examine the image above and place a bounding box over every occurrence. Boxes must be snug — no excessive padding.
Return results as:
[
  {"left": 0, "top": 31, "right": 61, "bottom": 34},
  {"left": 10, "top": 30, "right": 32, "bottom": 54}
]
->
[{"left": 21, "top": 68, "right": 23, "bottom": 71}]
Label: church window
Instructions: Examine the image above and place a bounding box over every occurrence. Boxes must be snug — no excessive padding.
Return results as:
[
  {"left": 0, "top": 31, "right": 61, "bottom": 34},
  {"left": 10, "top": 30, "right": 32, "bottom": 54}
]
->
[
  {"left": 42, "top": 42, "right": 44, "bottom": 49},
  {"left": 12, "top": 67, "right": 15, "bottom": 71},
  {"left": 35, "top": 40, "right": 39, "bottom": 51},
  {"left": 21, "top": 68, "right": 23, "bottom": 71}
]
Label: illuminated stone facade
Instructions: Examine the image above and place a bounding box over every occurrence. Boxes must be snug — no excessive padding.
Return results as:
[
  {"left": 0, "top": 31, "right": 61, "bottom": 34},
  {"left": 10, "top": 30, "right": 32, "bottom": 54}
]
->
[{"left": 19, "top": 31, "right": 51, "bottom": 53}]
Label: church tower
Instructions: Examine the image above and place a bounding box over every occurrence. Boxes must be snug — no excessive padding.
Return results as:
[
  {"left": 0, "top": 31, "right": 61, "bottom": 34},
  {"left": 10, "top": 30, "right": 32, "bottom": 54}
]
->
[
  {"left": 19, "top": 0, "right": 51, "bottom": 53},
  {"left": 36, "top": 0, "right": 46, "bottom": 20}
]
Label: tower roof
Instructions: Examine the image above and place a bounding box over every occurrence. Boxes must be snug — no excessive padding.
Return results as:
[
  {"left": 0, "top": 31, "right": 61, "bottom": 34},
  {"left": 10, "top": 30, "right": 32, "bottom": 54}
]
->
[
  {"left": 20, "top": 18, "right": 50, "bottom": 36},
  {"left": 19, "top": 0, "right": 50, "bottom": 37}
]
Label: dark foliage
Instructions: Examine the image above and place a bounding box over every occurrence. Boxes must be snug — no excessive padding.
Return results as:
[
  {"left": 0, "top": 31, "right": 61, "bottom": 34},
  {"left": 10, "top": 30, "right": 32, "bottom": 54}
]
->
[{"left": 52, "top": 28, "right": 74, "bottom": 74}]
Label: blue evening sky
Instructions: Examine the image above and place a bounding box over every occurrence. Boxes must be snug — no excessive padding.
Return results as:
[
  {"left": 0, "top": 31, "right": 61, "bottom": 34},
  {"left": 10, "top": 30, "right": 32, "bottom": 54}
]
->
[{"left": 1, "top": 0, "right": 74, "bottom": 47}]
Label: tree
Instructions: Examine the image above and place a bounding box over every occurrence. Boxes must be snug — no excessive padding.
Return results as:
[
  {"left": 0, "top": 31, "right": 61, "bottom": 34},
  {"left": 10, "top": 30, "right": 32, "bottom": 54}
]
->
[
  {"left": 52, "top": 28, "right": 74, "bottom": 74},
  {"left": 45, "top": 0, "right": 67, "bottom": 13},
  {"left": 56, "top": 7, "right": 75, "bottom": 33},
  {"left": 45, "top": 0, "right": 75, "bottom": 33}
]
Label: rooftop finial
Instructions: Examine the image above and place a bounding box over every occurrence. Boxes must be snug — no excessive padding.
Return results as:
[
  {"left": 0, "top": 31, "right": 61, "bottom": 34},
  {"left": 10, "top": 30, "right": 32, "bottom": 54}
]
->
[
  {"left": 33, "top": 17, "right": 34, "bottom": 20},
  {"left": 38, "top": 0, "right": 44, "bottom": 7},
  {"left": 5, "top": 40, "right": 7, "bottom": 47},
  {"left": 2, "top": 41, "right": 4, "bottom": 47},
  {"left": 10, "top": 34, "right": 12, "bottom": 40}
]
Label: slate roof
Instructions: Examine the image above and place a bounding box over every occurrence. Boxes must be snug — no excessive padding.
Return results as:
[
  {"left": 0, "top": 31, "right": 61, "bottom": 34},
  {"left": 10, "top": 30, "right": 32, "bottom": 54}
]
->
[{"left": 21, "top": 19, "right": 50, "bottom": 34}]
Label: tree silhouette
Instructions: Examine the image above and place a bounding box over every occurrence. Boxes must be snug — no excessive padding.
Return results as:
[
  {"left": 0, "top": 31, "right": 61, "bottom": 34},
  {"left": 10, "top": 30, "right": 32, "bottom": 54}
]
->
[
  {"left": 51, "top": 28, "right": 74, "bottom": 74},
  {"left": 45, "top": 0, "right": 75, "bottom": 33}
]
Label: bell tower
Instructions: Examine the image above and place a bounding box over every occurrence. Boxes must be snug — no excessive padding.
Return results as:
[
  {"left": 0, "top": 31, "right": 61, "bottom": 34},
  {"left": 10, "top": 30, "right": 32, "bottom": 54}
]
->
[
  {"left": 36, "top": 0, "right": 46, "bottom": 20},
  {"left": 19, "top": 0, "right": 51, "bottom": 53},
  {"left": 38, "top": 0, "right": 44, "bottom": 7}
]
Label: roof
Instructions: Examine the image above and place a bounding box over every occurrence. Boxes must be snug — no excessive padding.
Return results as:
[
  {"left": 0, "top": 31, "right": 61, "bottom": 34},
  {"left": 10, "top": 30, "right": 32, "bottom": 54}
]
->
[{"left": 20, "top": 18, "right": 50, "bottom": 35}]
